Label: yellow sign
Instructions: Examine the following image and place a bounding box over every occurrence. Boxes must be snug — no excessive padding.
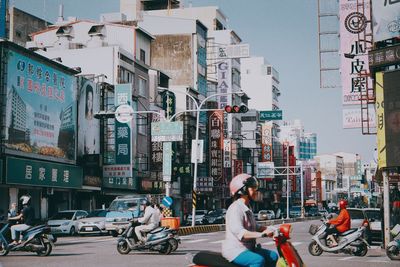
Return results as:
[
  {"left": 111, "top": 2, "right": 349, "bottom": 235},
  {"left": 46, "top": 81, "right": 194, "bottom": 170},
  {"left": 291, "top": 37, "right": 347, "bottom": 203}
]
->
[{"left": 376, "top": 72, "right": 386, "bottom": 168}]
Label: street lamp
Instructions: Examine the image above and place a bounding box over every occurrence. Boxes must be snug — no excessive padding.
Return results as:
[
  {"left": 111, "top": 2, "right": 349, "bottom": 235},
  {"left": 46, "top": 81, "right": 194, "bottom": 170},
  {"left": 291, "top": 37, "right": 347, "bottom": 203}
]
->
[{"left": 159, "top": 89, "right": 245, "bottom": 226}]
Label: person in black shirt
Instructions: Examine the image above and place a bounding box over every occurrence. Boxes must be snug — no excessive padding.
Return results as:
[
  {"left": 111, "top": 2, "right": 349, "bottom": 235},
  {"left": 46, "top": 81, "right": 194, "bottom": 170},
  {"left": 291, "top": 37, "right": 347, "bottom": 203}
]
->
[{"left": 9, "top": 195, "right": 35, "bottom": 245}]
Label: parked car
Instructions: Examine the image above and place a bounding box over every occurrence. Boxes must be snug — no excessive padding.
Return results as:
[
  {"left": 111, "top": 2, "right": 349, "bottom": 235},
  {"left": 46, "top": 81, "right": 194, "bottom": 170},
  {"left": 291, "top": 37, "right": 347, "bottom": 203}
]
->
[
  {"left": 306, "top": 207, "right": 320, "bottom": 217},
  {"left": 186, "top": 210, "right": 208, "bottom": 225},
  {"left": 363, "top": 208, "right": 382, "bottom": 243},
  {"left": 257, "top": 210, "right": 275, "bottom": 221},
  {"left": 289, "top": 206, "right": 301, "bottom": 218},
  {"left": 78, "top": 209, "right": 108, "bottom": 235},
  {"left": 47, "top": 210, "right": 88, "bottom": 236},
  {"left": 105, "top": 195, "right": 146, "bottom": 237},
  {"left": 204, "top": 209, "right": 225, "bottom": 224}
]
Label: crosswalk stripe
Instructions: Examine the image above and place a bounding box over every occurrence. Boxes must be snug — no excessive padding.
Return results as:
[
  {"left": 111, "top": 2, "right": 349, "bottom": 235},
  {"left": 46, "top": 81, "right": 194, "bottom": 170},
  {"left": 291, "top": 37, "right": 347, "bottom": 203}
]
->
[
  {"left": 209, "top": 240, "right": 224, "bottom": 244},
  {"left": 186, "top": 239, "right": 208, "bottom": 243},
  {"left": 291, "top": 242, "right": 302, "bottom": 246}
]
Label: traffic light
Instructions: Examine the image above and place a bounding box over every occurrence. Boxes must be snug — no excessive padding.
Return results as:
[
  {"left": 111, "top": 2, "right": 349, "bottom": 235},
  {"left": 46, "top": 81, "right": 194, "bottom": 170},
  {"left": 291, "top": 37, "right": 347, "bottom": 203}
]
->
[{"left": 224, "top": 105, "right": 248, "bottom": 113}]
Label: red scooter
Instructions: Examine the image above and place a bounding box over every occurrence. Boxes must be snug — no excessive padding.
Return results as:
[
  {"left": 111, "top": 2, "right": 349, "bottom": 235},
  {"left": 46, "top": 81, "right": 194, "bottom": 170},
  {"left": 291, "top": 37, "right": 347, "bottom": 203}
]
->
[{"left": 191, "top": 224, "right": 305, "bottom": 267}]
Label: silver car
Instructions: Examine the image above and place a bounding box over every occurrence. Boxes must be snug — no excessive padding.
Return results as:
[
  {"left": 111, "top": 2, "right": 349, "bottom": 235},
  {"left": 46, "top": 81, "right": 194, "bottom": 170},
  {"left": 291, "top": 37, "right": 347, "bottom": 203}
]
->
[{"left": 78, "top": 210, "right": 108, "bottom": 235}]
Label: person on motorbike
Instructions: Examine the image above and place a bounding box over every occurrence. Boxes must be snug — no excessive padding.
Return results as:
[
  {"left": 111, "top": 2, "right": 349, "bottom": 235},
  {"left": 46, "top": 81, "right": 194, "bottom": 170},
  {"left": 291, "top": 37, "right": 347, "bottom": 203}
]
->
[
  {"left": 8, "top": 195, "right": 35, "bottom": 246},
  {"left": 135, "top": 199, "right": 160, "bottom": 245},
  {"left": 222, "top": 173, "right": 278, "bottom": 267},
  {"left": 325, "top": 199, "right": 350, "bottom": 247}
]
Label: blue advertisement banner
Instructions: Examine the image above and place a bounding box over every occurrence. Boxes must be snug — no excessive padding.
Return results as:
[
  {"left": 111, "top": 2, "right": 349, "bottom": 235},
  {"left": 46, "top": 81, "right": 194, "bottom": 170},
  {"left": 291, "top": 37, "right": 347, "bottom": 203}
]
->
[
  {"left": 5, "top": 48, "right": 77, "bottom": 162},
  {"left": 0, "top": 0, "right": 6, "bottom": 38}
]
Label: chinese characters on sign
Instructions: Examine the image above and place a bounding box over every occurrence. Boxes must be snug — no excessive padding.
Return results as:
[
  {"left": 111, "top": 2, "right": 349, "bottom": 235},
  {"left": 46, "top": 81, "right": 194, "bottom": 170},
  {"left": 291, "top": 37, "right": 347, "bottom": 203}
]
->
[
  {"left": 339, "top": 0, "right": 372, "bottom": 105},
  {"left": 209, "top": 111, "right": 224, "bottom": 182},
  {"left": 103, "top": 84, "right": 133, "bottom": 189},
  {"left": 6, "top": 157, "right": 82, "bottom": 188},
  {"left": 372, "top": 0, "right": 400, "bottom": 42},
  {"left": 233, "top": 160, "right": 243, "bottom": 177},
  {"left": 197, "top": 177, "right": 213, "bottom": 192},
  {"left": 223, "top": 139, "right": 231, "bottom": 168},
  {"left": 5, "top": 48, "right": 76, "bottom": 162},
  {"left": 261, "top": 124, "right": 273, "bottom": 162},
  {"left": 217, "top": 60, "right": 231, "bottom": 109}
]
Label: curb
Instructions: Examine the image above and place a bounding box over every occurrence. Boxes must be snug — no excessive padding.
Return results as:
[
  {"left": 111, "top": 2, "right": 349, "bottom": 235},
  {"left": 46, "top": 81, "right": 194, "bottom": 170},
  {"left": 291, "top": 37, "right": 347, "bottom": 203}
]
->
[
  {"left": 178, "top": 224, "right": 225, "bottom": 236},
  {"left": 178, "top": 217, "right": 319, "bottom": 236}
]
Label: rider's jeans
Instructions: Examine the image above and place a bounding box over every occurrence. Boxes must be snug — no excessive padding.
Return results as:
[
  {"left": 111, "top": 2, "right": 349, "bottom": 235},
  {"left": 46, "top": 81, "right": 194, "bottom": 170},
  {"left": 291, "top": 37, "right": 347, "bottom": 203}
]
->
[
  {"left": 232, "top": 247, "right": 278, "bottom": 267},
  {"left": 11, "top": 224, "right": 30, "bottom": 240}
]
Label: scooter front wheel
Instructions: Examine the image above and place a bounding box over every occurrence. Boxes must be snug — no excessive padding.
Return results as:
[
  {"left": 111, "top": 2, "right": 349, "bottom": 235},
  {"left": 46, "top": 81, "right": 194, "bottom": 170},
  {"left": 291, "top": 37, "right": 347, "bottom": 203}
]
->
[
  {"left": 117, "top": 240, "right": 131, "bottom": 255},
  {"left": 386, "top": 244, "right": 400, "bottom": 260},
  {"left": 0, "top": 240, "right": 9, "bottom": 256},
  {"left": 308, "top": 241, "right": 323, "bottom": 256}
]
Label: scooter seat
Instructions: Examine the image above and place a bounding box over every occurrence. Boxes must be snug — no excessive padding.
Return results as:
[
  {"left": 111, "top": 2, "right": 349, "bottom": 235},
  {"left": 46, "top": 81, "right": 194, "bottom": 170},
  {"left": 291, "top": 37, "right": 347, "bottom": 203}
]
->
[
  {"left": 338, "top": 229, "right": 357, "bottom": 236},
  {"left": 149, "top": 227, "right": 165, "bottom": 234},
  {"left": 193, "top": 251, "right": 238, "bottom": 267},
  {"left": 21, "top": 225, "right": 43, "bottom": 234}
]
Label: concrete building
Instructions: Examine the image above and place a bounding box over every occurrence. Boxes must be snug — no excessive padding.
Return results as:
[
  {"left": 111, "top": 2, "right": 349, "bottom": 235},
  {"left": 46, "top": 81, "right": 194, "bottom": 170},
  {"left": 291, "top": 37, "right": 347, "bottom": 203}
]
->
[{"left": 28, "top": 16, "right": 155, "bottom": 208}]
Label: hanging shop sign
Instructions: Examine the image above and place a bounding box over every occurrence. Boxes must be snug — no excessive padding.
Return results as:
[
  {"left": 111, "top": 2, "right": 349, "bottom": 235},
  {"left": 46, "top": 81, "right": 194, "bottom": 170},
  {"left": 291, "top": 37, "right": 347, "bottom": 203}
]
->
[
  {"left": 6, "top": 156, "right": 82, "bottom": 188},
  {"left": 223, "top": 139, "right": 231, "bottom": 168},
  {"left": 209, "top": 111, "right": 224, "bottom": 182},
  {"left": 339, "top": 0, "right": 372, "bottom": 105},
  {"left": 103, "top": 83, "right": 133, "bottom": 189},
  {"left": 372, "top": 0, "right": 400, "bottom": 42}
]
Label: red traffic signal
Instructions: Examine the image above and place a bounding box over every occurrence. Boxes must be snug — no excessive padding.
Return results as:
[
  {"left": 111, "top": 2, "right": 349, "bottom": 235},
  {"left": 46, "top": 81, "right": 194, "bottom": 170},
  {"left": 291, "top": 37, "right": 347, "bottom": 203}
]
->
[{"left": 224, "top": 105, "right": 248, "bottom": 113}]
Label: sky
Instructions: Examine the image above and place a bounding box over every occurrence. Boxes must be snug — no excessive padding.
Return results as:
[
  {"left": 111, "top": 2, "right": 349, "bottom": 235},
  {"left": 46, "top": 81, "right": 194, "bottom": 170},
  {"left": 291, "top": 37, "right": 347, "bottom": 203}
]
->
[{"left": 12, "top": 0, "right": 377, "bottom": 162}]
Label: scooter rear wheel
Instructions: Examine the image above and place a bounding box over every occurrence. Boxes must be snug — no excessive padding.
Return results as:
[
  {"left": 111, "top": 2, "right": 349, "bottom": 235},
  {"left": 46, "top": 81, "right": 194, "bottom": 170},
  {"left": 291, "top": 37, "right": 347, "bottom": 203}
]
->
[
  {"left": 308, "top": 241, "right": 323, "bottom": 256},
  {"left": 353, "top": 242, "right": 368, "bottom": 257},
  {"left": 0, "top": 241, "right": 9, "bottom": 256},
  {"left": 117, "top": 240, "right": 131, "bottom": 255},
  {"left": 36, "top": 237, "right": 52, "bottom": 257},
  {"left": 159, "top": 242, "right": 172, "bottom": 255}
]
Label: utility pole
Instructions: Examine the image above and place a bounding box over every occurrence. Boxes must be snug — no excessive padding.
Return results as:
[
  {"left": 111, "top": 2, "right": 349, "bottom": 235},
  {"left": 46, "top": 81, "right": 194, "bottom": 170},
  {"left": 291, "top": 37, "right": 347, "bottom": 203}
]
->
[
  {"left": 300, "top": 161, "right": 304, "bottom": 218},
  {"left": 383, "top": 170, "right": 390, "bottom": 248},
  {"left": 286, "top": 142, "right": 290, "bottom": 219}
]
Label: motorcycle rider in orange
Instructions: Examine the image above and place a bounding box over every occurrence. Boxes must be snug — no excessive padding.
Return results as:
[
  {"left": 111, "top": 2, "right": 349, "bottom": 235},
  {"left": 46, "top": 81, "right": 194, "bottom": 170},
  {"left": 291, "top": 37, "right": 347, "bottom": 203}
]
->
[{"left": 325, "top": 199, "right": 351, "bottom": 247}]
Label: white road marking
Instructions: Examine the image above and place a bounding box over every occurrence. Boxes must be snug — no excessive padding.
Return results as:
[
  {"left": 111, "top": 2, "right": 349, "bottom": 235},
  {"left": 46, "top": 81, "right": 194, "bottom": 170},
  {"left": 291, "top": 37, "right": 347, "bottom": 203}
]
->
[
  {"left": 291, "top": 242, "right": 302, "bottom": 246},
  {"left": 338, "top": 256, "right": 355, "bottom": 261},
  {"left": 185, "top": 239, "right": 209, "bottom": 243},
  {"left": 209, "top": 240, "right": 224, "bottom": 244},
  {"left": 367, "top": 260, "right": 389, "bottom": 263},
  {"left": 261, "top": 241, "right": 275, "bottom": 246}
]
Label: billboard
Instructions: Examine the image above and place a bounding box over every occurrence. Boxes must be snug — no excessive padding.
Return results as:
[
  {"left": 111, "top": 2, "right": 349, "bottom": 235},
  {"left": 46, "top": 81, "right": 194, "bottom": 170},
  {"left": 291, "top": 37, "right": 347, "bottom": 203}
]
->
[
  {"left": 383, "top": 70, "right": 400, "bottom": 168},
  {"left": 78, "top": 78, "right": 100, "bottom": 156},
  {"left": 261, "top": 124, "right": 273, "bottom": 162},
  {"left": 0, "top": 0, "right": 6, "bottom": 38},
  {"left": 4, "top": 48, "right": 77, "bottom": 162},
  {"left": 372, "top": 0, "right": 400, "bottom": 42},
  {"left": 217, "top": 60, "right": 232, "bottom": 109},
  {"left": 342, "top": 107, "right": 376, "bottom": 128},
  {"left": 339, "top": 0, "right": 372, "bottom": 105}
]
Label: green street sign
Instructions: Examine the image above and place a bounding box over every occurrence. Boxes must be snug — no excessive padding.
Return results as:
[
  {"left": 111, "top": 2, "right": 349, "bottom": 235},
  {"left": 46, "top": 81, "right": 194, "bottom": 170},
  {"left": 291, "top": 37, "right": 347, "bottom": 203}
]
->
[
  {"left": 151, "top": 121, "right": 183, "bottom": 142},
  {"left": 6, "top": 157, "right": 83, "bottom": 189},
  {"left": 259, "top": 110, "right": 283, "bottom": 121}
]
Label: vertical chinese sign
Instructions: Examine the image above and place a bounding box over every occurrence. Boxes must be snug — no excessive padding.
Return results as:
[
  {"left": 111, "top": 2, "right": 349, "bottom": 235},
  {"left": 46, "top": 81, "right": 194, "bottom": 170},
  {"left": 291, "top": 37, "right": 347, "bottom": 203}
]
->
[
  {"left": 209, "top": 111, "right": 224, "bottom": 185},
  {"left": 375, "top": 72, "right": 386, "bottom": 168},
  {"left": 103, "top": 84, "right": 134, "bottom": 189},
  {"left": 340, "top": 0, "right": 372, "bottom": 105},
  {"left": 233, "top": 160, "right": 243, "bottom": 177},
  {"left": 261, "top": 124, "right": 273, "bottom": 162}
]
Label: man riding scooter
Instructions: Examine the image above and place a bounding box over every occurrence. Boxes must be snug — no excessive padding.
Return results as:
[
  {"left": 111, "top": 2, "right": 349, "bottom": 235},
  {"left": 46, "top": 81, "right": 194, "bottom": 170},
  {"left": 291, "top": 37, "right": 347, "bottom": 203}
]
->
[
  {"left": 8, "top": 195, "right": 35, "bottom": 246},
  {"left": 135, "top": 199, "right": 160, "bottom": 245},
  {"left": 324, "top": 199, "right": 350, "bottom": 247}
]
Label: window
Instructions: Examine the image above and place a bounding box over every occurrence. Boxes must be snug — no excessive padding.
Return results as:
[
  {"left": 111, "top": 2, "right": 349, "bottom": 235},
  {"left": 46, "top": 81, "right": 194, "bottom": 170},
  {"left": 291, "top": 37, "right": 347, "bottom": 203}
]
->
[
  {"left": 138, "top": 76, "right": 147, "bottom": 97},
  {"left": 138, "top": 114, "right": 147, "bottom": 135},
  {"left": 118, "top": 66, "right": 134, "bottom": 84},
  {"left": 140, "top": 49, "right": 146, "bottom": 63}
]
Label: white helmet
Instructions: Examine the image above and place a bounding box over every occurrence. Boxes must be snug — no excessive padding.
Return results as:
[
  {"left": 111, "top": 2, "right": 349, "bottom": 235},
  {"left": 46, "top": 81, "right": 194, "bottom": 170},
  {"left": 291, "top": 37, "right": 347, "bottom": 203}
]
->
[{"left": 20, "top": 195, "right": 31, "bottom": 205}]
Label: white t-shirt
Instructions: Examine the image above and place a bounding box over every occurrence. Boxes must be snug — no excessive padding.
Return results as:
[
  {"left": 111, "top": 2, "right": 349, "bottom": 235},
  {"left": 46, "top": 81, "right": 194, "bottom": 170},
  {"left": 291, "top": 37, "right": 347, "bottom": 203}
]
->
[{"left": 222, "top": 199, "right": 259, "bottom": 262}]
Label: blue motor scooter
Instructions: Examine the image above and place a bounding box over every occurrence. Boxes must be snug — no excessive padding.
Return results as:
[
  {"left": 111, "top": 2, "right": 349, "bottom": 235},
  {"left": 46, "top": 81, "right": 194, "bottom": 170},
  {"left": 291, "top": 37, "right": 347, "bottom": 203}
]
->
[
  {"left": 0, "top": 220, "right": 55, "bottom": 256},
  {"left": 387, "top": 224, "right": 400, "bottom": 261}
]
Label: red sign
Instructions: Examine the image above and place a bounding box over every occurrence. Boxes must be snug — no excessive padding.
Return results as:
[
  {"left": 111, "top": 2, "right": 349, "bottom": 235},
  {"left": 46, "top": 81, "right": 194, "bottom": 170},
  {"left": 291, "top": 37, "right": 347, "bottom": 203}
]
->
[
  {"left": 233, "top": 160, "right": 243, "bottom": 177},
  {"left": 208, "top": 111, "right": 224, "bottom": 183}
]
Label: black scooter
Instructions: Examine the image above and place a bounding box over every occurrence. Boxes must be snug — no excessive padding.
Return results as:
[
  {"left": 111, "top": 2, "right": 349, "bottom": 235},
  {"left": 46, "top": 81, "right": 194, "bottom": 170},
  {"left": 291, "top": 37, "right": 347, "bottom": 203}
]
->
[
  {"left": 116, "top": 220, "right": 180, "bottom": 255},
  {"left": 0, "top": 220, "right": 55, "bottom": 256}
]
